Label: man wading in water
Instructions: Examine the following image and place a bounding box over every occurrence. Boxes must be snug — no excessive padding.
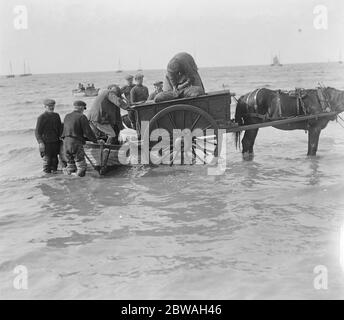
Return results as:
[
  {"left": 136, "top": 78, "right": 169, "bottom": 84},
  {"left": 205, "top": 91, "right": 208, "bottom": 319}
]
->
[
  {"left": 35, "top": 99, "right": 62, "bottom": 174},
  {"left": 61, "top": 100, "right": 98, "bottom": 177}
]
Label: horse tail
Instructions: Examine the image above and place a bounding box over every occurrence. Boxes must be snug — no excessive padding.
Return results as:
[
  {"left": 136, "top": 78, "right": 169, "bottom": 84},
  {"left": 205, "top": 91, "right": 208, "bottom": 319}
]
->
[{"left": 234, "top": 97, "right": 246, "bottom": 150}]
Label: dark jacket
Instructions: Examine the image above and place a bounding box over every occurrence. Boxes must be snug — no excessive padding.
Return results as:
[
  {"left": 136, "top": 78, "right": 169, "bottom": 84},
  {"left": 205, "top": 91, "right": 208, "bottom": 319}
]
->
[
  {"left": 35, "top": 111, "right": 62, "bottom": 144},
  {"left": 121, "top": 84, "right": 135, "bottom": 101},
  {"left": 62, "top": 111, "right": 97, "bottom": 144},
  {"left": 165, "top": 52, "right": 204, "bottom": 91},
  {"left": 130, "top": 85, "right": 149, "bottom": 104},
  {"left": 88, "top": 89, "right": 125, "bottom": 129}
]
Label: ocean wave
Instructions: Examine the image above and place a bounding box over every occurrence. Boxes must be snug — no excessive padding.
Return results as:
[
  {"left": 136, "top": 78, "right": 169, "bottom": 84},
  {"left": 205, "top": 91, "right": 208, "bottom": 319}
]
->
[
  {"left": 6, "top": 146, "right": 36, "bottom": 156},
  {"left": 0, "top": 174, "right": 45, "bottom": 184},
  {"left": 0, "top": 128, "right": 35, "bottom": 135}
]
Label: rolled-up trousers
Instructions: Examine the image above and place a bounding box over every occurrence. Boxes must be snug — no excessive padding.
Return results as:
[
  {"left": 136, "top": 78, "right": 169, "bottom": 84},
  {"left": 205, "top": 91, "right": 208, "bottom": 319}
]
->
[{"left": 63, "top": 137, "right": 87, "bottom": 177}]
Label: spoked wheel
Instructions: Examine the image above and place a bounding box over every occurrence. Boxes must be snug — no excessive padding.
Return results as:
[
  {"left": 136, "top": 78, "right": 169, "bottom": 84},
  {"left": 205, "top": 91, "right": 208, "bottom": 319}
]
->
[{"left": 145, "top": 104, "right": 220, "bottom": 165}]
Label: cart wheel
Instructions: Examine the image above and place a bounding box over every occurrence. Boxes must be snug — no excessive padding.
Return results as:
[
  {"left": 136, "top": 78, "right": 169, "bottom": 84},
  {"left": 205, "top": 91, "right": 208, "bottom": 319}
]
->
[{"left": 146, "top": 104, "right": 220, "bottom": 165}]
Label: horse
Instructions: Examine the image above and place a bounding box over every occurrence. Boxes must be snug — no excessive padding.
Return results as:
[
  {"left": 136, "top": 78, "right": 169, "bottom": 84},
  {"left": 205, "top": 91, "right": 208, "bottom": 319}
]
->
[{"left": 234, "top": 87, "right": 344, "bottom": 159}]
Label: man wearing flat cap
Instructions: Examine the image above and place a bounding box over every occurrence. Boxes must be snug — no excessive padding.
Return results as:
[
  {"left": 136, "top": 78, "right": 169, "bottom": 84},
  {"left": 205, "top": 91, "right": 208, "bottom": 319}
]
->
[
  {"left": 120, "top": 75, "right": 135, "bottom": 102},
  {"left": 88, "top": 85, "right": 128, "bottom": 144},
  {"left": 35, "top": 99, "right": 62, "bottom": 173},
  {"left": 61, "top": 100, "right": 98, "bottom": 177},
  {"left": 130, "top": 73, "right": 149, "bottom": 105},
  {"left": 148, "top": 81, "right": 164, "bottom": 101},
  {"left": 125, "top": 74, "right": 149, "bottom": 129}
]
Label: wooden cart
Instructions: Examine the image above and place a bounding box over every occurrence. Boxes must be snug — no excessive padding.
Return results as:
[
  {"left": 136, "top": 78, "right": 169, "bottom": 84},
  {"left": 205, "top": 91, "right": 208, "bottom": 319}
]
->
[{"left": 84, "top": 90, "right": 338, "bottom": 175}]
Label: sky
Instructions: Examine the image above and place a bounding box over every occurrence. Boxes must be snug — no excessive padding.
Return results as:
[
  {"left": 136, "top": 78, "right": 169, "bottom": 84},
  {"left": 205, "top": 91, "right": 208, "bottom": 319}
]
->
[{"left": 0, "top": 0, "right": 343, "bottom": 74}]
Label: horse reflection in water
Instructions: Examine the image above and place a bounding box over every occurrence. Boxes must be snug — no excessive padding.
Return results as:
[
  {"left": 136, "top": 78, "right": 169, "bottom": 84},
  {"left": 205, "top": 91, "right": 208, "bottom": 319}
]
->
[{"left": 234, "top": 87, "right": 344, "bottom": 159}]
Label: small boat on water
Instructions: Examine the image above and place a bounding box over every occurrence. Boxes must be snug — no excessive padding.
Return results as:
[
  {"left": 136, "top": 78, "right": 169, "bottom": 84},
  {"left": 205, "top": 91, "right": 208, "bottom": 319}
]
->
[
  {"left": 137, "top": 58, "right": 143, "bottom": 72},
  {"left": 72, "top": 83, "right": 100, "bottom": 97},
  {"left": 19, "top": 61, "right": 32, "bottom": 77},
  {"left": 84, "top": 129, "right": 141, "bottom": 174},
  {"left": 72, "top": 87, "right": 100, "bottom": 97},
  {"left": 6, "top": 62, "right": 15, "bottom": 78},
  {"left": 116, "top": 59, "right": 123, "bottom": 73},
  {"left": 271, "top": 55, "right": 283, "bottom": 67}
]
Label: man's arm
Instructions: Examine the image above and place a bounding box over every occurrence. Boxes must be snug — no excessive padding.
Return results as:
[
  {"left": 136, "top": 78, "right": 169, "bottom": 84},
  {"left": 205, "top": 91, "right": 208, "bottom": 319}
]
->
[
  {"left": 108, "top": 92, "right": 129, "bottom": 110},
  {"left": 144, "top": 87, "right": 149, "bottom": 100},
  {"left": 56, "top": 114, "right": 63, "bottom": 138},
  {"left": 35, "top": 114, "right": 45, "bottom": 144},
  {"left": 167, "top": 71, "right": 179, "bottom": 89},
  {"left": 80, "top": 115, "right": 97, "bottom": 143},
  {"left": 130, "top": 87, "right": 136, "bottom": 104}
]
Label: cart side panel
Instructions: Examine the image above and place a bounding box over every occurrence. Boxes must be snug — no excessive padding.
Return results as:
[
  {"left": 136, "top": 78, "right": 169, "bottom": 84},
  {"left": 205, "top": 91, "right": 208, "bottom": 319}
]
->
[{"left": 134, "top": 91, "right": 231, "bottom": 133}]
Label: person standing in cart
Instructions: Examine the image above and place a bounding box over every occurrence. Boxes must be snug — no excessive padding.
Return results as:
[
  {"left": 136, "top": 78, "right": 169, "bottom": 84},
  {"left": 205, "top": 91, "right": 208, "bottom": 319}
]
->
[
  {"left": 130, "top": 73, "right": 149, "bottom": 105},
  {"left": 35, "top": 99, "right": 62, "bottom": 174},
  {"left": 126, "top": 73, "right": 149, "bottom": 129},
  {"left": 121, "top": 74, "right": 135, "bottom": 102},
  {"left": 120, "top": 75, "right": 136, "bottom": 129},
  {"left": 62, "top": 100, "right": 98, "bottom": 177}
]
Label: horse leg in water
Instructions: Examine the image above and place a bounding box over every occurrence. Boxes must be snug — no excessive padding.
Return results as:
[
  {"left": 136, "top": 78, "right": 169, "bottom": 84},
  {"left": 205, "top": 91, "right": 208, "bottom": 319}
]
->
[
  {"left": 307, "top": 126, "right": 322, "bottom": 156},
  {"left": 242, "top": 129, "right": 259, "bottom": 160}
]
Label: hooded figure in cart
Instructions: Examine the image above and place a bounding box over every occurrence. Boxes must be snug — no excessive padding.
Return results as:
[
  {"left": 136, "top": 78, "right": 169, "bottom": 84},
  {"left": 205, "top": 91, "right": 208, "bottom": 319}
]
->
[
  {"left": 61, "top": 100, "right": 98, "bottom": 177},
  {"left": 157, "top": 52, "right": 205, "bottom": 102}
]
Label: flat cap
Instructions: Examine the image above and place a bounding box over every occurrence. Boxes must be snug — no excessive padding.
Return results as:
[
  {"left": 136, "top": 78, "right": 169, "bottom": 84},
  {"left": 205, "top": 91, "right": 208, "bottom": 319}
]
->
[
  {"left": 153, "top": 81, "right": 163, "bottom": 86},
  {"left": 73, "top": 100, "right": 87, "bottom": 109},
  {"left": 124, "top": 74, "right": 134, "bottom": 80},
  {"left": 43, "top": 99, "right": 56, "bottom": 107},
  {"left": 134, "top": 73, "right": 144, "bottom": 79}
]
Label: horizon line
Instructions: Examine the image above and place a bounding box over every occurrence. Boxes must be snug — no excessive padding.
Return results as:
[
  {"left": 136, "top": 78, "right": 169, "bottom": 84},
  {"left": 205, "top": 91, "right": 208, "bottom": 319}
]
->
[{"left": 0, "top": 60, "right": 339, "bottom": 77}]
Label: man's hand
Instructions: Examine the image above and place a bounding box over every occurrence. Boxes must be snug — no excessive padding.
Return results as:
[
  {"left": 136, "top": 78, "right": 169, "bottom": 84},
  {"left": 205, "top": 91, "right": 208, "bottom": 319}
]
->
[
  {"left": 39, "top": 142, "right": 45, "bottom": 153},
  {"left": 39, "top": 142, "right": 45, "bottom": 157},
  {"left": 177, "top": 79, "right": 191, "bottom": 90}
]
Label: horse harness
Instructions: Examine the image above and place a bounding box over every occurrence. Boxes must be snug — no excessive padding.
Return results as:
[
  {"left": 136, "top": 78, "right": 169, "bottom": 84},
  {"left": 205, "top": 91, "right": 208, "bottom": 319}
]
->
[
  {"left": 316, "top": 86, "right": 332, "bottom": 113},
  {"left": 288, "top": 88, "right": 307, "bottom": 116},
  {"left": 245, "top": 88, "right": 261, "bottom": 112},
  {"left": 245, "top": 87, "right": 333, "bottom": 121},
  {"left": 245, "top": 88, "right": 283, "bottom": 120}
]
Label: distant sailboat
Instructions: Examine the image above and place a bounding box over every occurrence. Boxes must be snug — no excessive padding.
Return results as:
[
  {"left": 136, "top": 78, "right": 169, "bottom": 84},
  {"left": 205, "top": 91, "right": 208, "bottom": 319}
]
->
[
  {"left": 271, "top": 54, "right": 283, "bottom": 67},
  {"left": 116, "top": 59, "right": 123, "bottom": 73},
  {"left": 6, "top": 61, "right": 15, "bottom": 78},
  {"left": 20, "top": 60, "right": 32, "bottom": 77},
  {"left": 137, "top": 58, "right": 143, "bottom": 72}
]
